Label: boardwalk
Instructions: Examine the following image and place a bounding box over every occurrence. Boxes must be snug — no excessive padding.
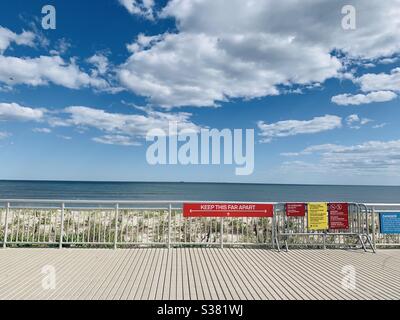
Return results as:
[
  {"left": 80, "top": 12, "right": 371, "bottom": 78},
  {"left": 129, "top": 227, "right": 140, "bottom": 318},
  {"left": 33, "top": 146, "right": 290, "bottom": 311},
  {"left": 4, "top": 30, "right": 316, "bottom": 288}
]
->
[{"left": 0, "top": 249, "right": 399, "bottom": 300}]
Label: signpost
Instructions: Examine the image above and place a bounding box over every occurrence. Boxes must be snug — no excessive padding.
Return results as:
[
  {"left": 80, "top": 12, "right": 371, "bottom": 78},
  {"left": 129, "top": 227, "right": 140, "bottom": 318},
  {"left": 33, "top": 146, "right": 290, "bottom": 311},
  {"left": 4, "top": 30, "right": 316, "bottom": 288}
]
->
[
  {"left": 286, "top": 203, "right": 306, "bottom": 217},
  {"left": 307, "top": 202, "right": 328, "bottom": 231},
  {"left": 380, "top": 213, "right": 400, "bottom": 234},
  {"left": 183, "top": 203, "right": 274, "bottom": 218},
  {"left": 329, "top": 203, "right": 349, "bottom": 230}
]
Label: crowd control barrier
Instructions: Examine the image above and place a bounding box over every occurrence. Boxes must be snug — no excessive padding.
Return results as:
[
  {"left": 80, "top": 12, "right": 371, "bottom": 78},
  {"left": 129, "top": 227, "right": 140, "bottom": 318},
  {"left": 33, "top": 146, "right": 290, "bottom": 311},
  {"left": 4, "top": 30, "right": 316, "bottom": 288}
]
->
[{"left": 274, "top": 203, "right": 375, "bottom": 253}]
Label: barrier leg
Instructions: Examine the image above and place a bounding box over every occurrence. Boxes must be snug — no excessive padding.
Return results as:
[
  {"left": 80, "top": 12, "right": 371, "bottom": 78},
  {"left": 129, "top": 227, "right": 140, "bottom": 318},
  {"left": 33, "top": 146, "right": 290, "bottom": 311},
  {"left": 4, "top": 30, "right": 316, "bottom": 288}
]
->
[
  {"left": 371, "top": 207, "right": 376, "bottom": 251},
  {"left": 275, "top": 235, "right": 281, "bottom": 252},
  {"left": 358, "top": 234, "right": 367, "bottom": 252},
  {"left": 271, "top": 215, "right": 276, "bottom": 250},
  {"left": 365, "top": 235, "right": 376, "bottom": 253}
]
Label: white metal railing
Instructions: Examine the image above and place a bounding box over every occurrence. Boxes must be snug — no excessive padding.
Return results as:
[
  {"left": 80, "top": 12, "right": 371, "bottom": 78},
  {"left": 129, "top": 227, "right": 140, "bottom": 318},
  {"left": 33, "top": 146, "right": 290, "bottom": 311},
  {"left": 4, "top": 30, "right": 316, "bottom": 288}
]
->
[{"left": 0, "top": 200, "right": 399, "bottom": 249}]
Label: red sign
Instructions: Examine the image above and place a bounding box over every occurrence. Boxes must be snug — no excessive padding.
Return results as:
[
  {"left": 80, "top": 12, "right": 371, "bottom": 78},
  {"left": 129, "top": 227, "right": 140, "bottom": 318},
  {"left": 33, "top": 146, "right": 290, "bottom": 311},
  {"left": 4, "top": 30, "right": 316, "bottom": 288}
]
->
[
  {"left": 329, "top": 203, "right": 349, "bottom": 230},
  {"left": 183, "top": 203, "right": 274, "bottom": 218},
  {"left": 286, "top": 203, "right": 306, "bottom": 217}
]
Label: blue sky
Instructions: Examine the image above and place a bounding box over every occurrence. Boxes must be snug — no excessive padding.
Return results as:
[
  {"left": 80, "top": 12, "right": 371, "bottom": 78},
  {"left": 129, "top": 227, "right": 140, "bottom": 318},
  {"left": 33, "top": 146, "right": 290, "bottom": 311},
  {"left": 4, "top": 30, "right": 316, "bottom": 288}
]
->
[{"left": 0, "top": 0, "right": 400, "bottom": 185}]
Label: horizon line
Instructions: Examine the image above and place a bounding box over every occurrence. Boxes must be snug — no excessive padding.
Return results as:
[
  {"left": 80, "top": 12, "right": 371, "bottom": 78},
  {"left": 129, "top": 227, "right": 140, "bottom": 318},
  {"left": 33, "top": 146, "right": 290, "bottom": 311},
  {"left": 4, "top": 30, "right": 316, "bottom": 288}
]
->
[{"left": 0, "top": 179, "right": 399, "bottom": 188}]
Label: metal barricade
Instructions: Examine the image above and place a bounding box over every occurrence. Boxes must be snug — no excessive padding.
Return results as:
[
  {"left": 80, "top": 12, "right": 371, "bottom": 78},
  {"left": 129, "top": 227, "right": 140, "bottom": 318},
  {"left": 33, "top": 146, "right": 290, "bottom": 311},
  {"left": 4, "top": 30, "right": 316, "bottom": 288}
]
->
[
  {"left": 367, "top": 204, "right": 400, "bottom": 248},
  {"left": 275, "top": 203, "right": 375, "bottom": 252}
]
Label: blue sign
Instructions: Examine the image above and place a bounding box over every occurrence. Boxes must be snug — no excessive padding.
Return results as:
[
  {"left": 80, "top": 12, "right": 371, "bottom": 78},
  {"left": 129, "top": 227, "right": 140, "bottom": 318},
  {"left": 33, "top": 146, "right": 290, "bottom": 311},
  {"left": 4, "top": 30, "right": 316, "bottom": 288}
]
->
[{"left": 380, "top": 213, "right": 400, "bottom": 234}]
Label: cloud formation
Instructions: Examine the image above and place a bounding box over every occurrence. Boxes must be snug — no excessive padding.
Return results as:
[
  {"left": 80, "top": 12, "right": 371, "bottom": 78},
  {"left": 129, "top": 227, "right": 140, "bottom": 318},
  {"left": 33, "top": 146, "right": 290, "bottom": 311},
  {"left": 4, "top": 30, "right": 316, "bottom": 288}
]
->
[
  {"left": 345, "top": 114, "right": 372, "bottom": 129},
  {"left": 282, "top": 140, "right": 400, "bottom": 174},
  {"left": 0, "top": 131, "right": 11, "bottom": 140},
  {"left": 358, "top": 68, "right": 400, "bottom": 93},
  {"left": 258, "top": 115, "right": 342, "bottom": 143},
  {"left": 0, "top": 101, "right": 201, "bottom": 146},
  {"left": 0, "top": 27, "right": 35, "bottom": 53},
  {"left": 0, "top": 55, "right": 109, "bottom": 89},
  {"left": 32, "top": 128, "right": 51, "bottom": 134},
  {"left": 0, "top": 102, "right": 45, "bottom": 121},
  {"left": 61, "top": 106, "right": 200, "bottom": 141},
  {"left": 92, "top": 135, "right": 141, "bottom": 146},
  {"left": 118, "top": 0, "right": 400, "bottom": 108},
  {"left": 119, "top": 0, "right": 155, "bottom": 19},
  {"left": 0, "top": 25, "right": 113, "bottom": 92},
  {"left": 332, "top": 91, "right": 397, "bottom": 106}
]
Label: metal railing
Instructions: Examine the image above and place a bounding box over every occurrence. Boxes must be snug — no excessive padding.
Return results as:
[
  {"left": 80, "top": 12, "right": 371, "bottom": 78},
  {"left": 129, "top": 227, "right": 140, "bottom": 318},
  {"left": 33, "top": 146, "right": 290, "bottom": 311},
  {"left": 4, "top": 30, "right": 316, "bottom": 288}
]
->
[
  {"left": 0, "top": 200, "right": 399, "bottom": 249},
  {"left": 0, "top": 200, "right": 275, "bottom": 249}
]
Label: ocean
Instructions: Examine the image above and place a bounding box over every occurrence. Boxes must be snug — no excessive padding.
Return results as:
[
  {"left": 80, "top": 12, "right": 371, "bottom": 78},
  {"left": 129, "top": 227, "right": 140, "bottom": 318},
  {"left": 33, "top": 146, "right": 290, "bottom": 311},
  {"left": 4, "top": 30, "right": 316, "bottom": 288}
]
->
[{"left": 0, "top": 180, "right": 399, "bottom": 203}]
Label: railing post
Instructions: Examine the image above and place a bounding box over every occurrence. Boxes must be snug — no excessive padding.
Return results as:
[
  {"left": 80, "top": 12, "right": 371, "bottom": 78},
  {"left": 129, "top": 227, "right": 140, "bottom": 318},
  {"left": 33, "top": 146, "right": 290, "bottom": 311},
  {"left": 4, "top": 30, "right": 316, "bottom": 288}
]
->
[
  {"left": 168, "top": 204, "right": 172, "bottom": 249},
  {"left": 371, "top": 206, "right": 376, "bottom": 250},
  {"left": 271, "top": 208, "right": 276, "bottom": 249},
  {"left": 59, "top": 203, "right": 65, "bottom": 249},
  {"left": 3, "top": 202, "right": 10, "bottom": 249},
  {"left": 114, "top": 204, "right": 119, "bottom": 250},
  {"left": 220, "top": 218, "right": 224, "bottom": 249}
]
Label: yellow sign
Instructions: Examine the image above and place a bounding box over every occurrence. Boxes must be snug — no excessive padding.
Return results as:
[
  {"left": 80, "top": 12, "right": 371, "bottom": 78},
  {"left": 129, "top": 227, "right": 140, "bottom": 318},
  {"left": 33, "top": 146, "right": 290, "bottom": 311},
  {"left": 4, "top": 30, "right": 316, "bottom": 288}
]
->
[{"left": 307, "top": 203, "right": 328, "bottom": 231}]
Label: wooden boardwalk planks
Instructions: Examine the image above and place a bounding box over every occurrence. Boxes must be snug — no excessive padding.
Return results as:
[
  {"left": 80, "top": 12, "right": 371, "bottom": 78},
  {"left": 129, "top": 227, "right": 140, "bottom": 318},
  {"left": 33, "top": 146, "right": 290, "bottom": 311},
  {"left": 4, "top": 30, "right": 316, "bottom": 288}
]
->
[{"left": 0, "top": 248, "right": 399, "bottom": 300}]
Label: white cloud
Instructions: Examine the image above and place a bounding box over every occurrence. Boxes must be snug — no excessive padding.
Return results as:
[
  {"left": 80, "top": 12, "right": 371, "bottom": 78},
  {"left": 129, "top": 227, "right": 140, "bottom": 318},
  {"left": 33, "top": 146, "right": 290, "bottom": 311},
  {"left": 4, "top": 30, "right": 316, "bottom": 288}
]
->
[
  {"left": 258, "top": 115, "right": 342, "bottom": 143},
  {"left": 58, "top": 135, "right": 72, "bottom": 140},
  {"left": 0, "top": 26, "right": 113, "bottom": 92},
  {"left": 379, "top": 57, "right": 399, "bottom": 65},
  {"left": 0, "top": 131, "right": 11, "bottom": 140},
  {"left": 119, "top": 28, "right": 339, "bottom": 108},
  {"left": 0, "top": 101, "right": 201, "bottom": 146},
  {"left": 49, "top": 38, "right": 72, "bottom": 56},
  {"left": 281, "top": 140, "right": 400, "bottom": 174},
  {"left": 87, "top": 54, "right": 109, "bottom": 76},
  {"left": 32, "top": 127, "right": 51, "bottom": 134},
  {"left": 0, "top": 55, "right": 109, "bottom": 90},
  {"left": 345, "top": 114, "right": 372, "bottom": 129},
  {"left": 373, "top": 123, "right": 387, "bottom": 129},
  {"left": 92, "top": 135, "right": 140, "bottom": 146},
  {"left": 119, "top": 0, "right": 155, "bottom": 19},
  {"left": 281, "top": 144, "right": 340, "bottom": 157},
  {"left": 118, "top": 0, "right": 400, "bottom": 108},
  {"left": 0, "top": 26, "right": 35, "bottom": 53},
  {"left": 0, "top": 102, "right": 45, "bottom": 121},
  {"left": 61, "top": 106, "right": 200, "bottom": 141},
  {"left": 332, "top": 67, "right": 400, "bottom": 106},
  {"left": 332, "top": 91, "right": 397, "bottom": 106},
  {"left": 357, "top": 68, "right": 400, "bottom": 93}
]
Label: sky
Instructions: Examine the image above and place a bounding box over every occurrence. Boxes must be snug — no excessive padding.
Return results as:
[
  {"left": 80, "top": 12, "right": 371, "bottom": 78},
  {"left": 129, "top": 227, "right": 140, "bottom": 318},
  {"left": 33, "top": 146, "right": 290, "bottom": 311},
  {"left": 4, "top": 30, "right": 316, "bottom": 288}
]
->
[{"left": 0, "top": 0, "right": 400, "bottom": 185}]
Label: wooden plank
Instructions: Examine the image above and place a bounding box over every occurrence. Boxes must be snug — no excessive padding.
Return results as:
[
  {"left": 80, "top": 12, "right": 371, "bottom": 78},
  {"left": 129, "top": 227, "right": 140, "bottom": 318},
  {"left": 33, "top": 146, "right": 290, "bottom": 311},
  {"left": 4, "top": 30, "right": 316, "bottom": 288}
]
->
[{"left": 142, "top": 248, "right": 163, "bottom": 300}]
